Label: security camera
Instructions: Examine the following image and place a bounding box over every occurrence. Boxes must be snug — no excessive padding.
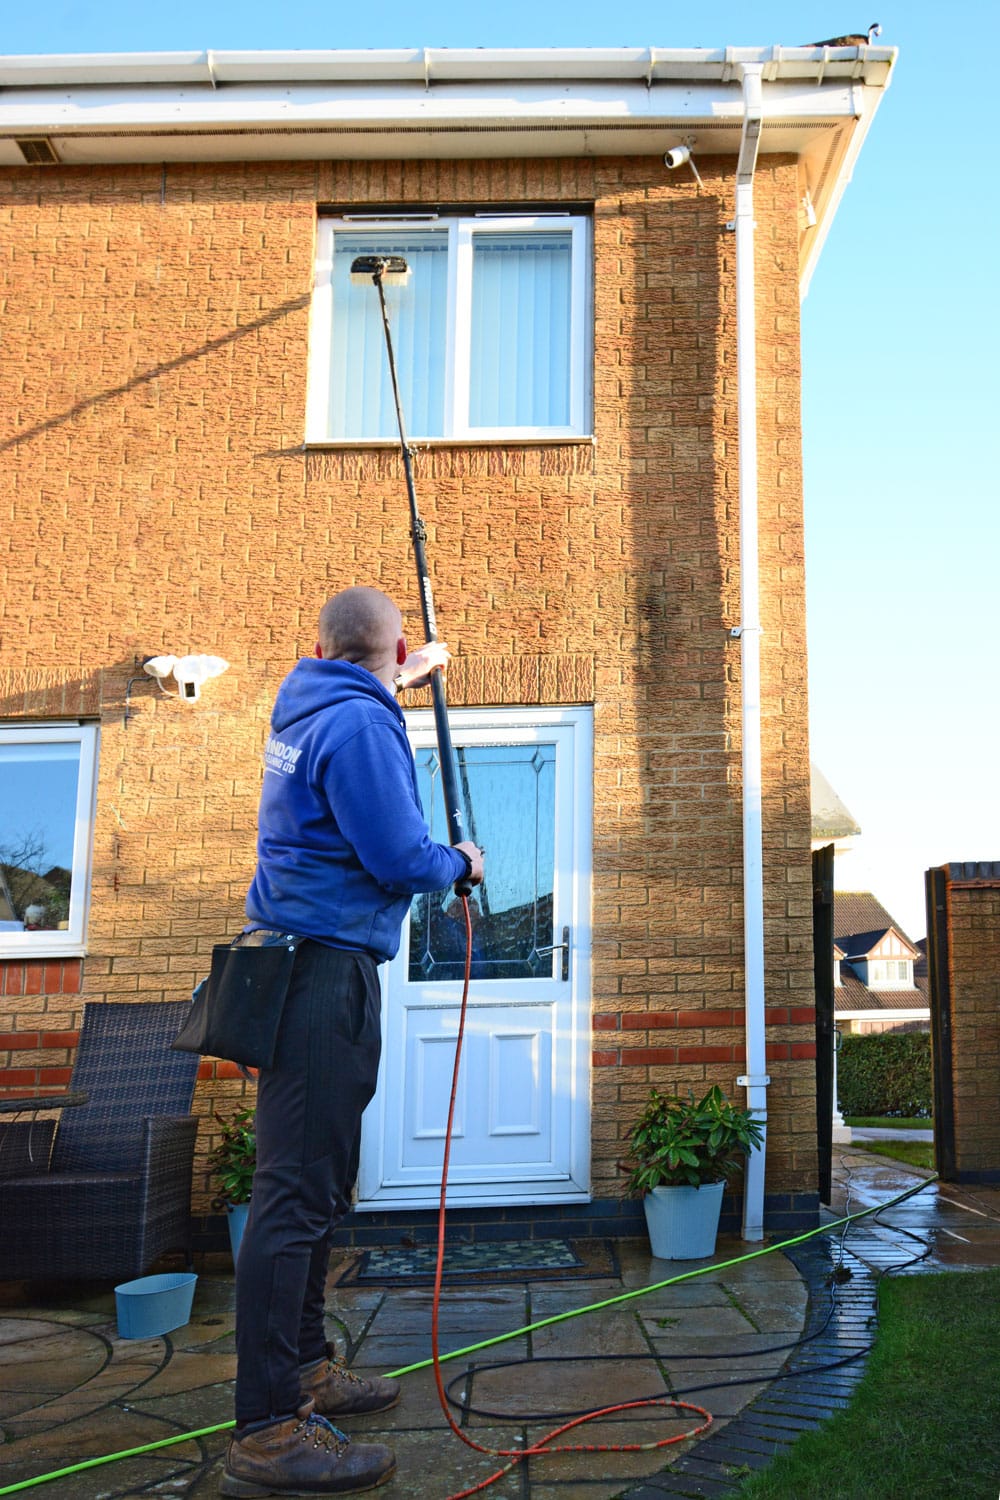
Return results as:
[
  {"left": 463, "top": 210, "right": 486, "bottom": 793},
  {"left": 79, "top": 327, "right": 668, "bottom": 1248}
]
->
[
  {"left": 173, "top": 660, "right": 205, "bottom": 701},
  {"left": 142, "top": 653, "right": 229, "bottom": 702},
  {"left": 664, "top": 146, "right": 692, "bottom": 170},
  {"left": 172, "top": 654, "right": 229, "bottom": 702},
  {"left": 663, "top": 144, "right": 704, "bottom": 190}
]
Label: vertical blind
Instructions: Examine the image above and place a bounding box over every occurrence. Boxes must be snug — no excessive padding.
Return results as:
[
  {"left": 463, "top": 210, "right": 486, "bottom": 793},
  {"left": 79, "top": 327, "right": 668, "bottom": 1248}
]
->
[
  {"left": 469, "top": 232, "right": 572, "bottom": 428},
  {"left": 326, "top": 225, "right": 574, "bottom": 438},
  {"left": 329, "top": 233, "right": 449, "bottom": 440}
]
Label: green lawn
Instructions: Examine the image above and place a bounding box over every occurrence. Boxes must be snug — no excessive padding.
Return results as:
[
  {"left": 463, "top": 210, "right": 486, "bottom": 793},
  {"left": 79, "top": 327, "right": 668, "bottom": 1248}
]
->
[
  {"left": 734, "top": 1269, "right": 1000, "bottom": 1500},
  {"left": 844, "top": 1116, "right": 932, "bottom": 1130},
  {"left": 849, "top": 1138, "right": 935, "bottom": 1170}
]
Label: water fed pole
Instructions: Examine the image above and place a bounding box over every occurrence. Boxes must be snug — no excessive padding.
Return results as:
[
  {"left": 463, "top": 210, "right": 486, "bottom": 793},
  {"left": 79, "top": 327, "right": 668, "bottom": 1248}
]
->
[{"left": 350, "top": 254, "right": 472, "bottom": 893}]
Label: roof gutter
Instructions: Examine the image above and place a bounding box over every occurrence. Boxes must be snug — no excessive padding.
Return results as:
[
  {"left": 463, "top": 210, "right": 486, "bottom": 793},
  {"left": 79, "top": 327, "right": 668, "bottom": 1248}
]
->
[
  {"left": 731, "top": 62, "right": 769, "bottom": 1242},
  {"left": 0, "top": 44, "right": 897, "bottom": 89}
]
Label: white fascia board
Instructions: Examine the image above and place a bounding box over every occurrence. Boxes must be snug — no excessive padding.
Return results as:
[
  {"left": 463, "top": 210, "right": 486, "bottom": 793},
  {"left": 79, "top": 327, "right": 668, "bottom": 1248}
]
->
[{"left": 0, "top": 77, "right": 869, "bottom": 136}]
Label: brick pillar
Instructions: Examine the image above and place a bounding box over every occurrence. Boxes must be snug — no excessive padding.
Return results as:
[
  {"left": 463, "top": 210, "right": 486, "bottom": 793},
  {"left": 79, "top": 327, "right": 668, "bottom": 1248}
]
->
[{"left": 925, "top": 862, "right": 1000, "bottom": 1183}]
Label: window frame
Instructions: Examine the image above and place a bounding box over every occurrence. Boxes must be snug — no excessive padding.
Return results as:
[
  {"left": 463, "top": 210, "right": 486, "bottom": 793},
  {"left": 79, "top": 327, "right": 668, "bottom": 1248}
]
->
[
  {"left": 864, "top": 957, "right": 914, "bottom": 990},
  {"left": 0, "top": 723, "right": 99, "bottom": 959},
  {"left": 306, "top": 212, "right": 592, "bottom": 444}
]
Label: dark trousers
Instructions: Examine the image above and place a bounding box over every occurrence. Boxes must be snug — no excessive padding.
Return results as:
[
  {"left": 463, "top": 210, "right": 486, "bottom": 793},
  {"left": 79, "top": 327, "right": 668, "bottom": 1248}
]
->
[{"left": 234, "top": 942, "right": 382, "bottom": 1424}]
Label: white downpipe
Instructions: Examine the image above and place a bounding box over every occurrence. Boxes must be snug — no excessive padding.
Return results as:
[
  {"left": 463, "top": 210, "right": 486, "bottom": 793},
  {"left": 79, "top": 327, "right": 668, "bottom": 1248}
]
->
[{"left": 733, "top": 65, "right": 769, "bottom": 1242}]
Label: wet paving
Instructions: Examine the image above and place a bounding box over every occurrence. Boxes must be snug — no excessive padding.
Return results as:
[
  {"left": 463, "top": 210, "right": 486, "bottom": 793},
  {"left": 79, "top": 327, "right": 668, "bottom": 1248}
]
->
[{"left": 0, "top": 1149, "right": 997, "bottom": 1499}]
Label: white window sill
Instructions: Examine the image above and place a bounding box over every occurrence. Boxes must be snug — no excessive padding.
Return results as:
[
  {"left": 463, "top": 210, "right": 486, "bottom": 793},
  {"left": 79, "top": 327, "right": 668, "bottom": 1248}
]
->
[
  {"left": 0, "top": 941, "right": 87, "bottom": 962},
  {"left": 304, "top": 435, "right": 596, "bottom": 449}
]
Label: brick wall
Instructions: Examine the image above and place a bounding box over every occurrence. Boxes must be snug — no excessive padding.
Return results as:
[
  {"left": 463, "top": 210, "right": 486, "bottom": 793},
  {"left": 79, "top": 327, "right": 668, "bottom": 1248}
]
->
[
  {"left": 928, "top": 864, "right": 1000, "bottom": 1180},
  {"left": 0, "top": 961, "right": 82, "bottom": 1090},
  {"left": 0, "top": 152, "right": 816, "bottom": 1222}
]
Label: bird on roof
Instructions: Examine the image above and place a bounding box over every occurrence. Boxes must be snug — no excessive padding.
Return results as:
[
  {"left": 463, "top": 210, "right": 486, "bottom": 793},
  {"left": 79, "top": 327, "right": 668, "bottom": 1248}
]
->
[{"left": 806, "top": 22, "right": 882, "bottom": 46}]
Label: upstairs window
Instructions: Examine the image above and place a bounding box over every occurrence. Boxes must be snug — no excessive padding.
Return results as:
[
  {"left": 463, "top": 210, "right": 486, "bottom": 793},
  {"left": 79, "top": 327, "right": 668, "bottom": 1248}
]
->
[
  {"left": 307, "top": 214, "right": 591, "bottom": 442},
  {"left": 0, "top": 724, "right": 98, "bottom": 957},
  {"left": 865, "top": 958, "right": 914, "bottom": 989}
]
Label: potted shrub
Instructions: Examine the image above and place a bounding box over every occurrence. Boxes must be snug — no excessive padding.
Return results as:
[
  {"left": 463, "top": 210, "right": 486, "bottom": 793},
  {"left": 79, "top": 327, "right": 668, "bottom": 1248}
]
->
[
  {"left": 207, "top": 1107, "right": 256, "bottom": 1262},
  {"left": 622, "top": 1085, "right": 764, "bottom": 1259}
]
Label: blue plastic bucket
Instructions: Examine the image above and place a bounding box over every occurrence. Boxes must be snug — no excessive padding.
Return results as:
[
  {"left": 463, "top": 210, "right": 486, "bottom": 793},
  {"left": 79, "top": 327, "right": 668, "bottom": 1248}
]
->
[{"left": 114, "top": 1272, "right": 197, "bottom": 1339}]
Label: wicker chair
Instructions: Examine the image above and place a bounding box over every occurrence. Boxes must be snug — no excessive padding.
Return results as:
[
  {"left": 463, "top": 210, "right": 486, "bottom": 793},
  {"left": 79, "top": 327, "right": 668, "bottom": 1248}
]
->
[{"left": 0, "top": 1001, "right": 200, "bottom": 1281}]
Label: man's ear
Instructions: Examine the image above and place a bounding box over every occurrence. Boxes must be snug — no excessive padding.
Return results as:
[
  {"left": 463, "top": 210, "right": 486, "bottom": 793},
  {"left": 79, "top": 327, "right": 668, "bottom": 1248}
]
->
[
  {"left": 396, "top": 637, "right": 408, "bottom": 666},
  {"left": 315, "top": 641, "right": 324, "bottom": 659}
]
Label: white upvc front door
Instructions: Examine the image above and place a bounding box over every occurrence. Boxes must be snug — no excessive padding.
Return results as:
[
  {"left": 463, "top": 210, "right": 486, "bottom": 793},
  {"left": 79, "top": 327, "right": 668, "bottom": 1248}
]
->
[{"left": 357, "top": 706, "right": 592, "bottom": 1209}]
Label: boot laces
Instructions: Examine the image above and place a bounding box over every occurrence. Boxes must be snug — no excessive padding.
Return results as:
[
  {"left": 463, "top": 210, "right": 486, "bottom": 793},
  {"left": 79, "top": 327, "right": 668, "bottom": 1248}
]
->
[
  {"left": 326, "top": 1354, "right": 366, "bottom": 1388},
  {"left": 295, "top": 1410, "right": 350, "bottom": 1455}
]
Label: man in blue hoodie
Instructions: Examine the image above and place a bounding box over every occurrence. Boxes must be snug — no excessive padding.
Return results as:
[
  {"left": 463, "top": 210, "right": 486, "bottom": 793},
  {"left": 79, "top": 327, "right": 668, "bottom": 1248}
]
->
[{"left": 222, "top": 586, "right": 483, "bottom": 1498}]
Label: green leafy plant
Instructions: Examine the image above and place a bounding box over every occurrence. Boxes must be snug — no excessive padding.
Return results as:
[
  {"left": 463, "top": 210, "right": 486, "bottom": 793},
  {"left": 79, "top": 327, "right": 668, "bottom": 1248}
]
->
[
  {"left": 207, "top": 1107, "right": 256, "bottom": 1208},
  {"left": 622, "top": 1084, "right": 764, "bottom": 1194}
]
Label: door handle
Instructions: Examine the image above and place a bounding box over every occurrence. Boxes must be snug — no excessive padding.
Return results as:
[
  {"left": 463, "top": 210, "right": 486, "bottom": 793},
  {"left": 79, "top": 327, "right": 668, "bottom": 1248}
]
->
[{"left": 536, "top": 925, "right": 570, "bottom": 982}]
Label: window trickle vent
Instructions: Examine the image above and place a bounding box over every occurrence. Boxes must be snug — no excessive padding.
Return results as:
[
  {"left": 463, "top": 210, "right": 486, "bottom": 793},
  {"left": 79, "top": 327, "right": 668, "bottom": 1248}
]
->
[{"left": 16, "top": 137, "right": 59, "bottom": 165}]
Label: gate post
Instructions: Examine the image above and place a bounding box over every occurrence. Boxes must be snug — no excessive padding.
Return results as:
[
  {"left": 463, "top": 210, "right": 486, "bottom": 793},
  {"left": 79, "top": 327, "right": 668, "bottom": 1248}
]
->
[{"left": 813, "top": 844, "right": 834, "bottom": 1204}]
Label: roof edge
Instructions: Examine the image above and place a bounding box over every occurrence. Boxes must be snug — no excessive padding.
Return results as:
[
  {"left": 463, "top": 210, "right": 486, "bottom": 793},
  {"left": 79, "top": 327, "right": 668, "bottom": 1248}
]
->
[{"left": 0, "top": 44, "right": 898, "bottom": 89}]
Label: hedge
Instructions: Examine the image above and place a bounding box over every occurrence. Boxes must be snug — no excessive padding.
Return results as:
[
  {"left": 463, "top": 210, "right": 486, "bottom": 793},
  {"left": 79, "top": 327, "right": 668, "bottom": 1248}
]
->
[{"left": 838, "top": 1031, "right": 933, "bottom": 1117}]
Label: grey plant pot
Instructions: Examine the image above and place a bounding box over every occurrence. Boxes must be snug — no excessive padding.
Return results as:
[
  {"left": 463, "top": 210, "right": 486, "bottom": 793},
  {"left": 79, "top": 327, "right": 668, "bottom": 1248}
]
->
[{"left": 642, "top": 1180, "right": 725, "bottom": 1259}]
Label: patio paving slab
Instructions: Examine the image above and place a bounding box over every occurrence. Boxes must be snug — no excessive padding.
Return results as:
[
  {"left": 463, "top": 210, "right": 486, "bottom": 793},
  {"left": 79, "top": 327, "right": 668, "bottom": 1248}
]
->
[{"left": 2, "top": 1155, "right": 998, "bottom": 1498}]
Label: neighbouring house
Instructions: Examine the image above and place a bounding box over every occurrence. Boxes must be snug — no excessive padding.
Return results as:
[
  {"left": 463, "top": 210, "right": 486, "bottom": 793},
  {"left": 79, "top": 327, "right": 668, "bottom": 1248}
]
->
[
  {"left": 834, "top": 892, "right": 929, "bottom": 1035},
  {"left": 810, "top": 764, "right": 862, "bottom": 857},
  {"left": 809, "top": 770, "right": 930, "bottom": 1034},
  {"left": 0, "top": 41, "right": 897, "bottom": 1247}
]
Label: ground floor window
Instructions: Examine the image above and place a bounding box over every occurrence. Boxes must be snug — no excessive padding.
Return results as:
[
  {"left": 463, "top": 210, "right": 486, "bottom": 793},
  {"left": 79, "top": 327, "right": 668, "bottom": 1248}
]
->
[{"left": 0, "top": 723, "right": 99, "bottom": 957}]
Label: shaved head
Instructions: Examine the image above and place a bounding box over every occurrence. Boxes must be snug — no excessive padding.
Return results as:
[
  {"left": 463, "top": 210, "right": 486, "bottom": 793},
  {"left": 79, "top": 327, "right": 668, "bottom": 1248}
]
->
[{"left": 317, "top": 587, "right": 402, "bottom": 667}]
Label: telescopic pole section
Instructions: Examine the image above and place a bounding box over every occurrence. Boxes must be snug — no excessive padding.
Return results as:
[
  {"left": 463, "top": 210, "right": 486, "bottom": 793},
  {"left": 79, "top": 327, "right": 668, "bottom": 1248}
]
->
[{"left": 362, "top": 261, "right": 472, "bottom": 889}]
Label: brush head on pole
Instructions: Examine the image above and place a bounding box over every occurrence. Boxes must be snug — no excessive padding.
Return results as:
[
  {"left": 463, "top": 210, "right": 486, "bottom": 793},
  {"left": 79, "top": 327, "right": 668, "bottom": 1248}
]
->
[{"left": 349, "top": 254, "right": 411, "bottom": 285}]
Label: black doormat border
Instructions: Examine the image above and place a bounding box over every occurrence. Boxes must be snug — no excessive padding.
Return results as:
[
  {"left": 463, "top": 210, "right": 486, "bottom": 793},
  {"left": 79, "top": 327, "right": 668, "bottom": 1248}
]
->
[{"left": 331, "top": 1236, "right": 619, "bottom": 1287}]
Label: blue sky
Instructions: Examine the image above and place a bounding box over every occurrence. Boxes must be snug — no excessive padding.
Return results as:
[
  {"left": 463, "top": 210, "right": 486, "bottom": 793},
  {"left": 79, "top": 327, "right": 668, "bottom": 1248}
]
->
[{"left": 4, "top": 1, "right": 997, "bottom": 938}]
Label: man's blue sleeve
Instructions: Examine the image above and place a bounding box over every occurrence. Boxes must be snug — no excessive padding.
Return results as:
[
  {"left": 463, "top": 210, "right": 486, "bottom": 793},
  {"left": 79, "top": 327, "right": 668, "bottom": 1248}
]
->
[{"left": 322, "top": 720, "right": 466, "bottom": 894}]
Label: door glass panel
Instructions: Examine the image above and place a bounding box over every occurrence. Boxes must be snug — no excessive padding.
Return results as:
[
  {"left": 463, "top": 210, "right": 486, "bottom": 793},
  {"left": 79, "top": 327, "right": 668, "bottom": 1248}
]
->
[{"left": 408, "top": 744, "right": 555, "bottom": 981}]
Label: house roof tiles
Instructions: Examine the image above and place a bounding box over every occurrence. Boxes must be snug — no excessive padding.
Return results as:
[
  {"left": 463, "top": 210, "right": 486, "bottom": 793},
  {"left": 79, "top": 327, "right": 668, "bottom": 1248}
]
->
[
  {"left": 834, "top": 891, "right": 919, "bottom": 955},
  {"left": 835, "top": 969, "right": 928, "bottom": 1013}
]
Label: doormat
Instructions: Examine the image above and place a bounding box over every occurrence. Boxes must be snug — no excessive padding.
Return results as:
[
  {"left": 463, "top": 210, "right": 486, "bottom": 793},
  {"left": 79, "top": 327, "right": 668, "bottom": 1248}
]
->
[{"left": 332, "top": 1237, "right": 618, "bottom": 1287}]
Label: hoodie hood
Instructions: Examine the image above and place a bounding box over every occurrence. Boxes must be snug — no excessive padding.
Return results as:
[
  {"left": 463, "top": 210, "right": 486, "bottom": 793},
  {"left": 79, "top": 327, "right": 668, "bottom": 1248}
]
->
[{"left": 270, "top": 657, "right": 403, "bottom": 735}]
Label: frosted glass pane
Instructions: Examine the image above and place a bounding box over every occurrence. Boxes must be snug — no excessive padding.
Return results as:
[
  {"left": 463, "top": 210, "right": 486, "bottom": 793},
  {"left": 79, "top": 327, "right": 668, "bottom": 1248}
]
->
[
  {"left": 329, "top": 233, "right": 448, "bottom": 439},
  {"left": 469, "top": 233, "right": 572, "bottom": 428},
  {"left": 408, "top": 744, "right": 555, "bottom": 981}
]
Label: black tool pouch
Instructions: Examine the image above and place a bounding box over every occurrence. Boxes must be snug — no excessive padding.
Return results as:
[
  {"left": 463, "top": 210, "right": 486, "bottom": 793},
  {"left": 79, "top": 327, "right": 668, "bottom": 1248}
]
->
[{"left": 172, "top": 934, "right": 300, "bottom": 1069}]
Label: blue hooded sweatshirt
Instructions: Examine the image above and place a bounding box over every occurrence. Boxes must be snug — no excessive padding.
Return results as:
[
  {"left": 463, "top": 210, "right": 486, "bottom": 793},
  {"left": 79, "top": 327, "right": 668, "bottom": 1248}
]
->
[{"left": 246, "top": 657, "right": 466, "bottom": 960}]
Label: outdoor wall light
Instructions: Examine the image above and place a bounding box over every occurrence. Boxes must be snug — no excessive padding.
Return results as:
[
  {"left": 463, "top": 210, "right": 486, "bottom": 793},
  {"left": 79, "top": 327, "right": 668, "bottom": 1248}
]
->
[{"left": 142, "top": 653, "right": 230, "bottom": 702}]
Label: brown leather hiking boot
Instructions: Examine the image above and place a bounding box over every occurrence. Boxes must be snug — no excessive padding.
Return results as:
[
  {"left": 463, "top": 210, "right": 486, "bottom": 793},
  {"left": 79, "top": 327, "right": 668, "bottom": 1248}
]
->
[
  {"left": 219, "top": 1398, "right": 395, "bottom": 1496},
  {"left": 299, "top": 1343, "right": 401, "bottom": 1418}
]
